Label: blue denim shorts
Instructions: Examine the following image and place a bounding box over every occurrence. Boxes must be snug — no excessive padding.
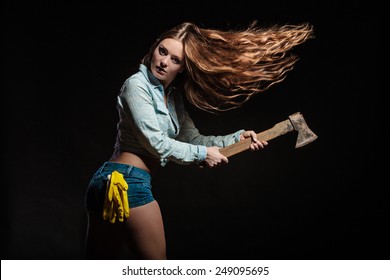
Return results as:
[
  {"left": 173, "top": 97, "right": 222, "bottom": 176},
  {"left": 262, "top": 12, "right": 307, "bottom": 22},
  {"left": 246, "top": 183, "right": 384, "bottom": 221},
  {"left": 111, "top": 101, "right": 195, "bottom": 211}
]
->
[{"left": 85, "top": 162, "right": 155, "bottom": 212}]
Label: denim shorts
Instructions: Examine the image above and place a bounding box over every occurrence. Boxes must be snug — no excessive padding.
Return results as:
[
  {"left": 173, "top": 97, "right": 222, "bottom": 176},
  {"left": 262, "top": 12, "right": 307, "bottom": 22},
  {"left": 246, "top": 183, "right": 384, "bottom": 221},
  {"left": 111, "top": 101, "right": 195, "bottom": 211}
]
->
[{"left": 85, "top": 162, "right": 155, "bottom": 212}]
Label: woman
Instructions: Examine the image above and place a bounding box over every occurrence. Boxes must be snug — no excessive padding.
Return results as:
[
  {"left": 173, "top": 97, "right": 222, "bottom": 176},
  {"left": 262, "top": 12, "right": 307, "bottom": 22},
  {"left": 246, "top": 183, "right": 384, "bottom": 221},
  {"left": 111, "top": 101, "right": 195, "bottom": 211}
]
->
[{"left": 85, "top": 21, "right": 314, "bottom": 259}]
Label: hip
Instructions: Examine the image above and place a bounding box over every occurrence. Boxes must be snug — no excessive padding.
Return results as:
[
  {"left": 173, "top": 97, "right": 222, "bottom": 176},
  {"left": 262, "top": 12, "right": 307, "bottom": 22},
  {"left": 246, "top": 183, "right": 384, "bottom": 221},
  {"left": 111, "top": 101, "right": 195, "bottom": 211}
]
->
[{"left": 85, "top": 161, "right": 154, "bottom": 211}]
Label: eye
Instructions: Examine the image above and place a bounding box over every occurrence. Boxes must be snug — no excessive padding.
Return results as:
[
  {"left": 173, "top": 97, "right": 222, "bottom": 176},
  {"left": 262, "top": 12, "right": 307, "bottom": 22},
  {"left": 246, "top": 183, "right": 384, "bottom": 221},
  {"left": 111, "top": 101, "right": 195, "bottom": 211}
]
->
[
  {"left": 172, "top": 57, "right": 182, "bottom": 64},
  {"left": 158, "top": 46, "right": 167, "bottom": 55}
]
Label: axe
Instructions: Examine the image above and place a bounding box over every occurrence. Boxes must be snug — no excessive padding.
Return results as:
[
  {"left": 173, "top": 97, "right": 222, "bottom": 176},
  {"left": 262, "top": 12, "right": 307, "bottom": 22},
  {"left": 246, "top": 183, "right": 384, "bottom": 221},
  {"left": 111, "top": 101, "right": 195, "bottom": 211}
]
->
[{"left": 220, "top": 112, "right": 318, "bottom": 157}]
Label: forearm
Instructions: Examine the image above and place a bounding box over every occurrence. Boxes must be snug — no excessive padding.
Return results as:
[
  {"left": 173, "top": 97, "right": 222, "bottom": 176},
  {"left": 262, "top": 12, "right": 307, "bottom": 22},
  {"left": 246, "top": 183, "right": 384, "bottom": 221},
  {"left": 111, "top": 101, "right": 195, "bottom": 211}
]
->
[{"left": 183, "top": 129, "right": 245, "bottom": 147}]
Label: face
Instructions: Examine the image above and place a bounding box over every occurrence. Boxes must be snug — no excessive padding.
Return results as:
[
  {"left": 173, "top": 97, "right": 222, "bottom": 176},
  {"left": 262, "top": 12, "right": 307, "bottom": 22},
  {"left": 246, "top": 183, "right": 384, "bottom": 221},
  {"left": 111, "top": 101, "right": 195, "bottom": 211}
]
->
[{"left": 150, "top": 38, "right": 184, "bottom": 88}]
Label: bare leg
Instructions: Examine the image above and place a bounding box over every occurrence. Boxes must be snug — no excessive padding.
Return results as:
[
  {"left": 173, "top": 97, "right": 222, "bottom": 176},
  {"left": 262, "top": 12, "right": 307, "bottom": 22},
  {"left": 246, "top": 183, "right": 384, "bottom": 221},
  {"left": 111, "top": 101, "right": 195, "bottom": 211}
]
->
[
  {"left": 85, "top": 211, "right": 124, "bottom": 259},
  {"left": 85, "top": 200, "right": 166, "bottom": 260},
  {"left": 123, "top": 200, "right": 166, "bottom": 260}
]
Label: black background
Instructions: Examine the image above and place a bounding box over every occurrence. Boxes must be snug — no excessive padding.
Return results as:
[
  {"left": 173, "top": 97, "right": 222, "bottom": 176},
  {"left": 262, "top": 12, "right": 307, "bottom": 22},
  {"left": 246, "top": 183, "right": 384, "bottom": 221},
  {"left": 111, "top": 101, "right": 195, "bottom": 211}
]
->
[{"left": 2, "top": 1, "right": 388, "bottom": 260}]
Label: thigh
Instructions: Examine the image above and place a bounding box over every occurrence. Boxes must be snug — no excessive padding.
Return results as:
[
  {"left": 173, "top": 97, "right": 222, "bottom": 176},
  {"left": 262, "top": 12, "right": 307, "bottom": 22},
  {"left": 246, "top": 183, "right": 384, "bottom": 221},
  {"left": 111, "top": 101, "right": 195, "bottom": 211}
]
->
[
  {"left": 123, "top": 200, "right": 166, "bottom": 260},
  {"left": 85, "top": 211, "right": 125, "bottom": 259}
]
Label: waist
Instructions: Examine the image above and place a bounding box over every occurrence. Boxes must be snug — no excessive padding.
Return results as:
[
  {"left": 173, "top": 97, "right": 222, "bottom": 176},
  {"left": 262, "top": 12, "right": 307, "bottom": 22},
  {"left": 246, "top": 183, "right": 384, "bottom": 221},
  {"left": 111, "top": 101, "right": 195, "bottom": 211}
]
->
[{"left": 109, "top": 150, "right": 159, "bottom": 174}]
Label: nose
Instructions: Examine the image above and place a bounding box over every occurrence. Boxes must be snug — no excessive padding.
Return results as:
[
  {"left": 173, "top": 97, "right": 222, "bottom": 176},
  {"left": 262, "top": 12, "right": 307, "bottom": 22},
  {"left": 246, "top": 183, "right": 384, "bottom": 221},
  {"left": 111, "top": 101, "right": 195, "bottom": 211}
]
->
[{"left": 160, "top": 56, "right": 169, "bottom": 67}]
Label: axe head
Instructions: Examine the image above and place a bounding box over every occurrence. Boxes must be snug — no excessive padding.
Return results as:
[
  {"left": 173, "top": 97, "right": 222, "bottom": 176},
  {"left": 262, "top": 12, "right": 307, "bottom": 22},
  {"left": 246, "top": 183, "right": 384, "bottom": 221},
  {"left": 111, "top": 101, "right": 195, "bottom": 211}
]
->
[{"left": 289, "top": 112, "right": 318, "bottom": 148}]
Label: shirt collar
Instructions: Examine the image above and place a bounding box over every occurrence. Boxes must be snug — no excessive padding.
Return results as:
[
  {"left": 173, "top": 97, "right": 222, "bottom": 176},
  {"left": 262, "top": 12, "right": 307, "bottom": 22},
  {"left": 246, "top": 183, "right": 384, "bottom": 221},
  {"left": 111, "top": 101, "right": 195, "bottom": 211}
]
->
[{"left": 139, "top": 64, "right": 161, "bottom": 87}]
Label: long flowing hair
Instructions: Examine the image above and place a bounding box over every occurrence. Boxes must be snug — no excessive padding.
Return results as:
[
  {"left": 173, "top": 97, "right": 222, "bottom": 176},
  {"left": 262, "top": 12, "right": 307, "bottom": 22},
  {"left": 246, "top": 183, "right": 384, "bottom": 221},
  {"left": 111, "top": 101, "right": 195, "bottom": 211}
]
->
[{"left": 142, "top": 21, "right": 314, "bottom": 112}]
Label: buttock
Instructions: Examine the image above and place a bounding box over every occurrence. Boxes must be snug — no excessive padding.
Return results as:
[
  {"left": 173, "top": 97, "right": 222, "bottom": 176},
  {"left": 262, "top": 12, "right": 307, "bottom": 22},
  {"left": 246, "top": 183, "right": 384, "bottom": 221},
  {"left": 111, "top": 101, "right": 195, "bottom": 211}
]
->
[{"left": 85, "top": 162, "right": 155, "bottom": 212}]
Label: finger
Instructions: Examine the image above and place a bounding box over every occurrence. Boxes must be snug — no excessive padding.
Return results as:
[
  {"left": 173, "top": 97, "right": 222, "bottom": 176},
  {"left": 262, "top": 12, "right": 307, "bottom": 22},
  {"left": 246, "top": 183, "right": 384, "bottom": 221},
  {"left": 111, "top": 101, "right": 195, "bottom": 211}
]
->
[
  {"left": 252, "top": 137, "right": 263, "bottom": 148},
  {"left": 250, "top": 131, "right": 257, "bottom": 141},
  {"left": 250, "top": 143, "right": 259, "bottom": 151},
  {"left": 118, "top": 183, "right": 130, "bottom": 218},
  {"left": 109, "top": 200, "right": 116, "bottom": 223},
  {"left": 122, "top": 190, "right": 130, "bottom": 218},
  {"left": 259, "top": 141, "right": 267, "bottom": 148},
  {"left": 113, "top": 186, "right": 124, "bottom": 222}
]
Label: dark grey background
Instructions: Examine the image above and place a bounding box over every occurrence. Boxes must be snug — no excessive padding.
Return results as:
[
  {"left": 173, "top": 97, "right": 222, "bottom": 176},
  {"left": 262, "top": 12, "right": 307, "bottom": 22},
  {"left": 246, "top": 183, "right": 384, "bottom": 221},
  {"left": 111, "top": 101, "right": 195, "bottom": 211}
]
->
[{"left": 2, "top": 1, "right": 387, "bottom": 259}]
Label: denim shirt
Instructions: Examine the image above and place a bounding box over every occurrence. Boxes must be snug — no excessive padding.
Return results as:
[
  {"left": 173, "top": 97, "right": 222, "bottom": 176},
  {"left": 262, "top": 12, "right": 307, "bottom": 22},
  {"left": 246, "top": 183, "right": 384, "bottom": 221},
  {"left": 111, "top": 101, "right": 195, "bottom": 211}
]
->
[{"left": 114, "top": 64, "right": 245, "bottom": 166}]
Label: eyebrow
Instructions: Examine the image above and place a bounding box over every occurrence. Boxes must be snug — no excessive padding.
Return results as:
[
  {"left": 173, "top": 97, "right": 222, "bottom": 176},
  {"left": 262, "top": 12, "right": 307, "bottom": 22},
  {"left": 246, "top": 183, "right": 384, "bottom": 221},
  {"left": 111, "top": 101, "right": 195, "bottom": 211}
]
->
[{"left": 159, "top": 44, "right": 183, "bottom": 61}]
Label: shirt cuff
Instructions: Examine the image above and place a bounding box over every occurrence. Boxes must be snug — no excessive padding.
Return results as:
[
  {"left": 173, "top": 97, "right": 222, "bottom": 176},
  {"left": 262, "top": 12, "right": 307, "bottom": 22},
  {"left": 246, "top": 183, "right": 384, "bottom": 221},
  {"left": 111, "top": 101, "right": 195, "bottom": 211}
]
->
[
  {"left": 234, "top": 129, "right": 246, "bottom": 143},
  {"left": 196, "top": 145, "right": 207, "bottom": 162}
]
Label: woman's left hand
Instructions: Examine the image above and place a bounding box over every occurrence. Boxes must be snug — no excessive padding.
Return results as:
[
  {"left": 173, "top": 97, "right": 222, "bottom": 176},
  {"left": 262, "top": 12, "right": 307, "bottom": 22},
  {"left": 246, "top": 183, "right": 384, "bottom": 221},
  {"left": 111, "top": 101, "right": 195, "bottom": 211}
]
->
[{"left": 240, "top": 130, "right": 268, "bottom": 151}]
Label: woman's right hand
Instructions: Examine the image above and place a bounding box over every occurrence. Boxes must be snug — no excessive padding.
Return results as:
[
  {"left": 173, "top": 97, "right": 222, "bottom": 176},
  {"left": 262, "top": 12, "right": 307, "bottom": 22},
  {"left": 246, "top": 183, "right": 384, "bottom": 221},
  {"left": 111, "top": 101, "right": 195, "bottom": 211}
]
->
[{"left": 204, "top": 146, "right": 228, "bottom": 168}]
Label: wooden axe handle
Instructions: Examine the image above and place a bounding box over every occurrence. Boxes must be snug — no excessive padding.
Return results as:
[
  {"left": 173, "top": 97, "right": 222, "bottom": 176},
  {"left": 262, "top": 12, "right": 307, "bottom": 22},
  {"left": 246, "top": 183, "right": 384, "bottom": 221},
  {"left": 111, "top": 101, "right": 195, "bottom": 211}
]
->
[{"left": 219, "top": 119, "right": 294, "bottom": 158}]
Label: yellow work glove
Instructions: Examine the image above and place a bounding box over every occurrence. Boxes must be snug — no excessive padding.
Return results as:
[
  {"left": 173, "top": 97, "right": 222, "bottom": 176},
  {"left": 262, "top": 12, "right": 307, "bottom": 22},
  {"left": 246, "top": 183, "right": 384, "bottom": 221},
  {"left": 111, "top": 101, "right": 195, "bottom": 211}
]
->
[{"left": 102, "top": 170, "right": 130, "bottom": 223}]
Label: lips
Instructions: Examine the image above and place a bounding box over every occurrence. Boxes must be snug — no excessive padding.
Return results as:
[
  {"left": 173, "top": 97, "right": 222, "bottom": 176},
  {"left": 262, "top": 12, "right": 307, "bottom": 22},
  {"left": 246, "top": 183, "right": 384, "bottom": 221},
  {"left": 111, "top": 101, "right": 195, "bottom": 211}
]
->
[{"left": 156, "top": 66, "right": 166, "bottom": 75}]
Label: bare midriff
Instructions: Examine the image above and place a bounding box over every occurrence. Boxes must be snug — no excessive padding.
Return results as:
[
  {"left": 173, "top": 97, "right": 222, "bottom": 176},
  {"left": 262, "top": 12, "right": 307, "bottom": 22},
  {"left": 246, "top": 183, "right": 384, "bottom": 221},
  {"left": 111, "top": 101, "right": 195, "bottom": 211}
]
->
[{"left": 109, "top": 151, "right": 158, "bottom": 174}]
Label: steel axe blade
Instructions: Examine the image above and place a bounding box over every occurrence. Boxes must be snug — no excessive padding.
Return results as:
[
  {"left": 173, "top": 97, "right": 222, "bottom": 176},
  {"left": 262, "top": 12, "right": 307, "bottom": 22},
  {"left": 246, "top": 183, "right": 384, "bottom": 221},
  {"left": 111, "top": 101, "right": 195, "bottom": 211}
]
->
[{"left": 219, "top": 112, "right": 318, "bottom": 158}]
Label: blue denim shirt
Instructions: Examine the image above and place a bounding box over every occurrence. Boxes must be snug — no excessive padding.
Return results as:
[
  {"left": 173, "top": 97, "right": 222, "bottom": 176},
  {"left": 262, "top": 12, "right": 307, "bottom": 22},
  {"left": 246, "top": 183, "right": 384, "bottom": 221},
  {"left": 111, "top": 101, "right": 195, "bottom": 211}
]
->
[{"left": 114, "top": 64, "right": 245, "bottom": 166}]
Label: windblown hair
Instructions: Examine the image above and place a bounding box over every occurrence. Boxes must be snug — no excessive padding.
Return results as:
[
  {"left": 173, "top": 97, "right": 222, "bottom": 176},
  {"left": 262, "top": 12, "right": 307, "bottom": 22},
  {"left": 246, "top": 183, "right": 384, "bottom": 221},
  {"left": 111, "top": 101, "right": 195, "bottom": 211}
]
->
[{"left": 142, "top": 21, "right": 314, "bottom": 112}]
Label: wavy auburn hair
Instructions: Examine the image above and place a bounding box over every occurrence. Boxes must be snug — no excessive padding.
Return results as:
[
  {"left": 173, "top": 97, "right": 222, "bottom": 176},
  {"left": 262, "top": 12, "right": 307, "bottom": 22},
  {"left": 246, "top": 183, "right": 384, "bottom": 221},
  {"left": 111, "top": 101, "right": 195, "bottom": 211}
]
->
[{"left": 142, "top": 21, "right": 314, "bottom": 112}]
